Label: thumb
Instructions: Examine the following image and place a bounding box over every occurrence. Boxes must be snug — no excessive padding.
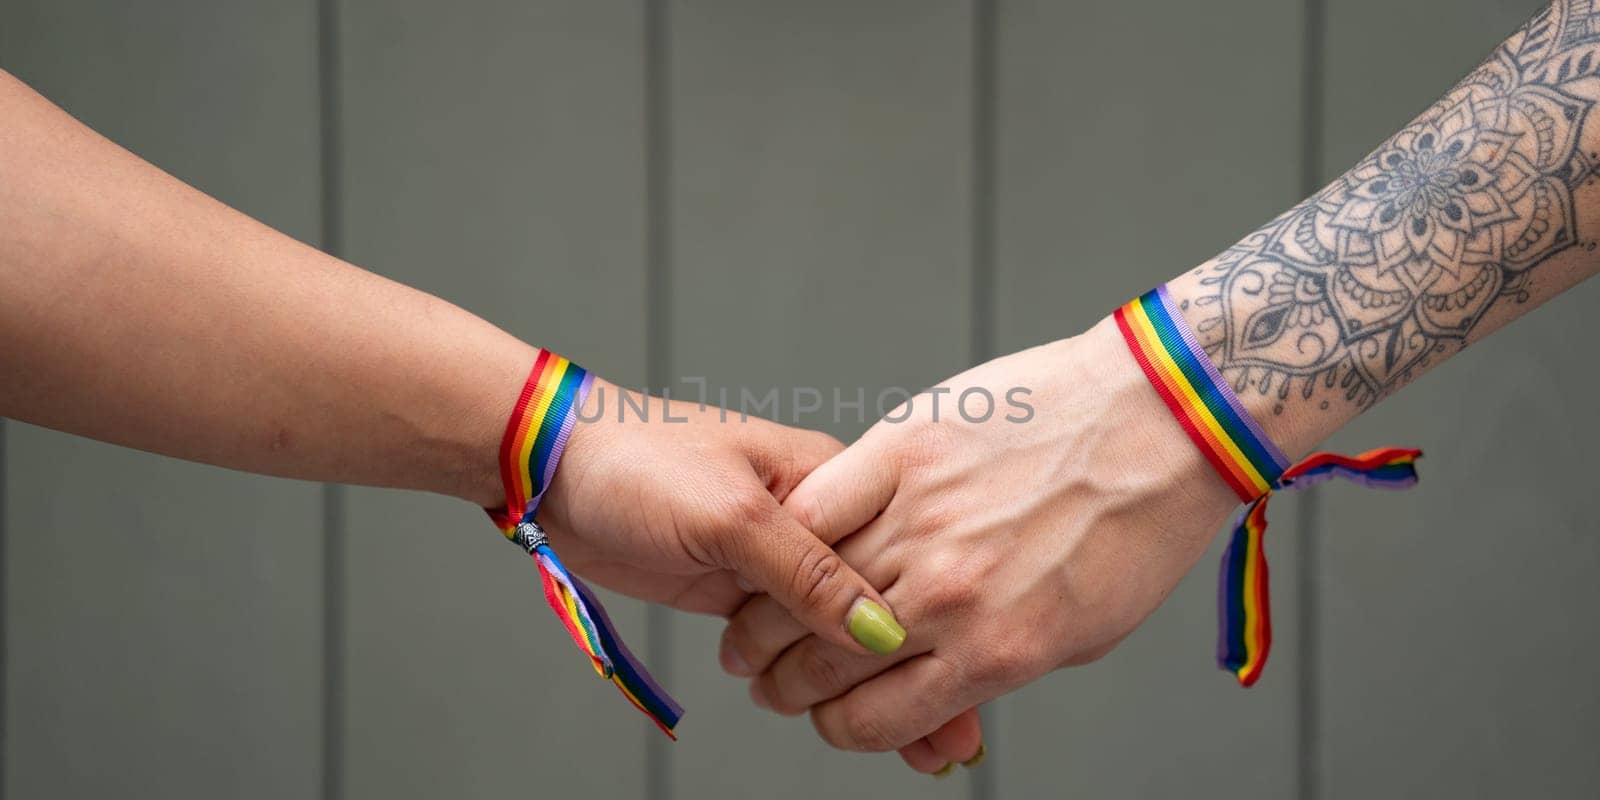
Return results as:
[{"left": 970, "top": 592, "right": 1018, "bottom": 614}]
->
[
  {"left": 716, "top": 423, "right": 905, "bottom": 654},
  {"left": 719, "top": 492, "right": 907, "bottom": 657}
]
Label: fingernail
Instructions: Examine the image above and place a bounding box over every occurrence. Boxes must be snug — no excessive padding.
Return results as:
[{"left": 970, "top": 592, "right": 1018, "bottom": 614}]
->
[
  {"left": 720, "top": 640, "right": 754, "bottom": 677},
  {"left": 748, "top": 681, "right": 772, "bottom": 711},
  {"left": 933, "top": 763, "right": 955, "bottom": 779},
  {"left": 847, "top": 599, "right": 906, "bottom": 655},
  {"left": 962, "top": 743, "right": 986, "bottom": 769}
]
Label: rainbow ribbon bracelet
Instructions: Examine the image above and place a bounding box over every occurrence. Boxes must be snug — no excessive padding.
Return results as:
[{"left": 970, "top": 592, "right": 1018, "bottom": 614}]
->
[
  {"left": 1113, "top": 285, "right": 1421, "bottom": 687},
  {"left": 486, "top": 350, "right": 682, "bottom": 737}
]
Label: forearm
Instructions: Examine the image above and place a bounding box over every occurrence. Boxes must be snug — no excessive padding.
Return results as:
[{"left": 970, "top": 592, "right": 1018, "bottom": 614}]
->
[
  {"left": 1165, "top": 0, "right": 1600, "bottom": 457},
  {"left": 0, "top": 70, "right": 522, "bottom": 506}
]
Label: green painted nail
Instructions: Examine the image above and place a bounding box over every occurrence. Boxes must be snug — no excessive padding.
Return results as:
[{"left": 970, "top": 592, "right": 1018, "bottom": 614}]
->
[
  {"left": 933, "top": 763, "right": 955, "bottom": 779},
  {"left": 848, "top": 599, "right": 906, "bottom": 655},
  {"left": 962, "top": 743, "right": 986, "bottom": 769}
]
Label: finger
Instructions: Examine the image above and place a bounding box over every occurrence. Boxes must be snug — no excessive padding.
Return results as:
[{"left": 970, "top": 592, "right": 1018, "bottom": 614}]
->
[
  {"left": 719, "top": 593, "right": 803, "bottom": 677},
  {"left": 717, "top": 493, "right": 906, "bottom": 657},
  {"left": 896, "top": 739, "right": 949, "bottom": 775},
  {"left": 720, "top": 515, "right": 900, "bottom": 676},
  {"left": 810, "top": 653, "right": 979, "bottom": 753},
  {"left": 758, "top": 626, "right": 924, "bottom": 714},
  {"left": 724, "top": 422, "right": 840, "bottom": 611},
  {"left": 757, "top": 557, "right": 920, "bottom": 712},
  {"left": 780, "top": 428, "right": 900, "bottom": 546},
  {"left": 926, "top": 707, "right": 985, "bottom": 768},
  {"left": 897, "top": 707, "right": 984, "bottom": 776}
]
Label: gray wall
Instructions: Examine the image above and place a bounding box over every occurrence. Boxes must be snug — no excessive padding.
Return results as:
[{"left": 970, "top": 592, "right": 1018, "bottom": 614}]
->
[{"left": 2, "top": 1, "right": 1595, "bottom": 798}]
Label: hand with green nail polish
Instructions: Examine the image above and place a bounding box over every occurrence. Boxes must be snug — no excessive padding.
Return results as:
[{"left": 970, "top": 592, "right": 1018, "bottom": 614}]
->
[
  {"left": 535, "top": 378, "right": 904, "bottom": 658},
  {"left": 719, "top": 321, "right": 1239, "bottom": 759}
]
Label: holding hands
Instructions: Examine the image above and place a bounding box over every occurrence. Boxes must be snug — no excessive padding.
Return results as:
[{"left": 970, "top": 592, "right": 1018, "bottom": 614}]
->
[
  {"left": 532, "top": 378, "right": 910, "bottom": 656},
  {"left": 717, "top": 318, "right": 1243, "bottom": 770},
  {"left": 17, "top": 0, "right": 1597, "bottom": 778},
  {"left": 526, "top": 284, "right": 1365, "bottom": 770},
  {"left": 473, "top": 325, "right": 1242, "bottom": 767}
]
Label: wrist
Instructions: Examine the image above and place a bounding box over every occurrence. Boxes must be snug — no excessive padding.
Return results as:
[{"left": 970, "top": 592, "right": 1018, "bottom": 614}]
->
[
  {"left": 428, "top": 340, "right": 552, "bottom": 511},
  {"left": 467, "top": 350, "right": 608, "bottom": 525},
  {"left": 1160, "top": 270, "right": 1357, "bottom": 459},
  {"left": 451, "top": 348, "right": 542, "bottom": 510},
  {"left": 1079, "top": 316, "right": 1240, "bottom": 520},
  {"left": 1094, "top": 280, "right": 1425, "bottom": 688},
  {"left": 537, "top": 376, "right": 619, "bottom": 534}
]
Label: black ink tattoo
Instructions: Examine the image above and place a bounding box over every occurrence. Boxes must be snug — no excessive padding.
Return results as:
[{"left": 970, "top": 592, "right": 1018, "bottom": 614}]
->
[{"left": 1186, "top": 0, "right": 1600, "bottom": 411}]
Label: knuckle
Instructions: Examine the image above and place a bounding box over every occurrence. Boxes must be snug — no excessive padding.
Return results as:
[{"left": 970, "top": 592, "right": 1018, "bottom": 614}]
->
[
  {"left": 973, "top": 641, "right": 1040, "bottom": 689},
  {"left": 791, "top": 490, "right": 832, "bottom": 538},
  {"left": 921, "top": 581, "right": 976, "bottom": 620},
  {"left": 832, "top": 705, "right": 897, "bottom": 753},
  {"left": 809, "top": 430, "right": 845, "bottom": 454},
  {"left": 721, "top": 614, "right": 754, "bottom": 655},
  {"left": 796, "top": 644, "right": 845, "bottom": 695},
  {"left": 760, "top": 674, "right": 805, "bottom": 716},
  {"left": 916, "top": 546, "right": 963, "bottom": 578},
  {"left": 915, "top": 552, "right": 982, "bottom": 617},
  {"left": 905, "top": 503, "right": 957, "bottom": 539},
  {"left": 790, "top": 547, "right": 846, "bottom": 610}
]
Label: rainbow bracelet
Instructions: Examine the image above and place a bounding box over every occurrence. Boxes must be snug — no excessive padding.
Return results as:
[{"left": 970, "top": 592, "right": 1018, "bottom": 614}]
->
[
  {"left": 1113, "top": 285, "right": 1421, "bottom": 687},
  {"left": 486, "top": 349, "right": 683, "bottom": 737}
]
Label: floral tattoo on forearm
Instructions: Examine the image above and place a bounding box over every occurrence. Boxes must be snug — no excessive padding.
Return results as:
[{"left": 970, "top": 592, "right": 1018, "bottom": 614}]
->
[{"left": 1184, "top": 0, "right": 1600, "bottom": 412}]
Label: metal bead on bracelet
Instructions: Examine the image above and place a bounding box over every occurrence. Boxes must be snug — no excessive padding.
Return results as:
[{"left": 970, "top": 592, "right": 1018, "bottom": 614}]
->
[{"left": 513, "top": 520, "right": 549, "bottom": 554}]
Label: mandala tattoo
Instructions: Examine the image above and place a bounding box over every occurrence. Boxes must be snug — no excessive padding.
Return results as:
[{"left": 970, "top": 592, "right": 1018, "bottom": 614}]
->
[{"left": 1185, "top": 1, "right": 1600, "bottom": 412}]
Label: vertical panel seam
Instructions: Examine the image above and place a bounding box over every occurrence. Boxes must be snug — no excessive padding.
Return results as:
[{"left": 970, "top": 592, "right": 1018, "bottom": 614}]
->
[
  {"left": 970, "top": 0, "right": 997, "bottom": 368},
  {"left": 644, "top": 2, "right": 673, "bottom": 799},
  {"left": 317, "top": 0, "right": 345, "bottom": 797},
  {"left": 1295, "top": 0, "right": 1326, "bottom": 798},
  {"left": 970, "top": 2, "right": 999, "bottom": 799}
]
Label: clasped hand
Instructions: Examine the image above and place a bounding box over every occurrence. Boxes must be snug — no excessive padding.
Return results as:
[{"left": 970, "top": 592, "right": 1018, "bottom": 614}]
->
[{"left": 538, "top": 318, "right": 1241, "bottom": 775}]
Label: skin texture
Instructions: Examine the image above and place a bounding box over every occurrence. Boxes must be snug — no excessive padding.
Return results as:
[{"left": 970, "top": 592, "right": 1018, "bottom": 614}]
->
[
  {"left": 0, "top": 69, "right": 897, "bottom": 665},
  {"left": 727, "top": 0, "right": 1600, "bottom": 766},
  {"left": 537, "top": 381, "right": 902, "bottom": 655},
  {"left": 0, "top": 70, "right": 529, "bottom": 506}
]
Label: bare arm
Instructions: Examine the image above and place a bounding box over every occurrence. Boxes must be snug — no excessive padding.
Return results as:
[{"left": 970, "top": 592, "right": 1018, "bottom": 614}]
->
[
  {"left": 0, "top": 69, "right": 523, "bottom": 506},
  {"left": 0, "top": 68, "right": 902, "bottom": 669}
]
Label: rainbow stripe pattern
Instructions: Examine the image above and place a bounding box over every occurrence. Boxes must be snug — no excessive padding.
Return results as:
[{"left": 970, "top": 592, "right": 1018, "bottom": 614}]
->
[
  {"left": 486, "top": 350, "right": 683, "bottom": 737},
  {"left": 1217, "top": 447, "right": 1421, "bottom": 684},
  {"left": 1114, "top": 286, "right": 1421, "bottom": 687},
  {"left": 1113, "top": 285, "right": 1291, "bottom": 502}
]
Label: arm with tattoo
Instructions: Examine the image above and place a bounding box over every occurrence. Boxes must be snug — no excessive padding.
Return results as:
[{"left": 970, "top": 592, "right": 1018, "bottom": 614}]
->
[
  {"left": 1171, "top": 0, "right": 1600, "bottom": 455},
  {"left": 721, "top": 0, "right": 1600, "bottom": 771}
]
